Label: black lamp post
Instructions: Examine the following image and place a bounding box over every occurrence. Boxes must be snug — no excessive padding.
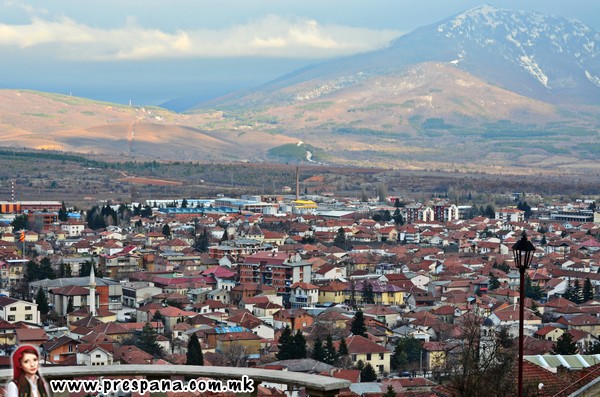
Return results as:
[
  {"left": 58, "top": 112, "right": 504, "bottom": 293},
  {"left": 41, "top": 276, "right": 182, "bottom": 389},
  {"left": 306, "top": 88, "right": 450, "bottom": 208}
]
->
[{"left": 512, "top": 233, "right": 535, "bottom": 397}]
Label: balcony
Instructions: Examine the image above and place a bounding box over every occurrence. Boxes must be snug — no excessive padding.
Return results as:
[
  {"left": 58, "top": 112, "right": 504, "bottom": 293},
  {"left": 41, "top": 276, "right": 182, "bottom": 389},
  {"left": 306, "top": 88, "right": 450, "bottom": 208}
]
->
[{"left": 0, "top": 364, "right": 350, "bottom": 397}]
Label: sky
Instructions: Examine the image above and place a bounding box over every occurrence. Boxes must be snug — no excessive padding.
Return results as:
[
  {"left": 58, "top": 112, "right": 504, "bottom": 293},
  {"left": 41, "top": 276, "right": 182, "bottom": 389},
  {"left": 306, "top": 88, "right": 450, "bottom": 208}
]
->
[{"left": 1, "top": 0, "right": 599, "bottom": 109}]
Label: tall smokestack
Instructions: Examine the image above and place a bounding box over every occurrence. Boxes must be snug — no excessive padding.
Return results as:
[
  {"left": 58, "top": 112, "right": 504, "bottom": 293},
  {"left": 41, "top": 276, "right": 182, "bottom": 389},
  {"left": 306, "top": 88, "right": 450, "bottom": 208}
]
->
[{"left": 296, "top": 167, "right": 300, "bottom": 200}]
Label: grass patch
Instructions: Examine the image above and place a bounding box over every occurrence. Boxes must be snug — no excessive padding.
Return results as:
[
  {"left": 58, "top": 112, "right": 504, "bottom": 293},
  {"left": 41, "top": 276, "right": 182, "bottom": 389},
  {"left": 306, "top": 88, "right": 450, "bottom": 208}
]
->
[
  {"left": 347, "top": 103, "right": 399, "bottom": 112},
  {"left": 22, "top": 113, "right": 53, "bottom": 118},
  {"left": 296, "top": 102, "right": 334, "bottom": 111},
  {"left": 81, "top": 111, "right": 95, "bottom": 116}
]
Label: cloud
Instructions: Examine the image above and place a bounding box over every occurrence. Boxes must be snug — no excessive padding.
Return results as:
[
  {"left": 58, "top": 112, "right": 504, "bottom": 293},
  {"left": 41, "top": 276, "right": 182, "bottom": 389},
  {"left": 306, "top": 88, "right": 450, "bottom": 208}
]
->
[{"left": 0, "top": 14, "right": 402, "bottom": 60}]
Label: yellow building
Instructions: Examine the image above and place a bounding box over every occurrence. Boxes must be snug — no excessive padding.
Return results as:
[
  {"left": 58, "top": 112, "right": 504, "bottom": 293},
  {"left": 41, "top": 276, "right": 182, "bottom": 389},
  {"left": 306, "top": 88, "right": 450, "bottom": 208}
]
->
[
  {"left": 318, "top": 282, "right": 347, "bottom": 304},
  {"left": 341, "top": 335, "right": 392, "bottom": 374},
  {"left": 423, "top": 342, "right": 446, "bottom": 371},
  {"left": 345, "top": 281, "right": 404, "bottom": 306}
]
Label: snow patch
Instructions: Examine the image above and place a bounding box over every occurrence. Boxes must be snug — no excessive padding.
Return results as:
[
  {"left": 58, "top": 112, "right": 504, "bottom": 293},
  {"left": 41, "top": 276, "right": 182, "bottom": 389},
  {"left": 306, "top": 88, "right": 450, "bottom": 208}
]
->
[{"left": 519, "top": 55, "right": 549, "bottom": 88}]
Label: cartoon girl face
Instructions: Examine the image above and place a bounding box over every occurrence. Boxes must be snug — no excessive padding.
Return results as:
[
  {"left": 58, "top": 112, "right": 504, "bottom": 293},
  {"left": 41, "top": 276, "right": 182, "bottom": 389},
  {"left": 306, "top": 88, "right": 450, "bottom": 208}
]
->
[{"left": 19, "top": 352, "right": 39, "bottom": 377}]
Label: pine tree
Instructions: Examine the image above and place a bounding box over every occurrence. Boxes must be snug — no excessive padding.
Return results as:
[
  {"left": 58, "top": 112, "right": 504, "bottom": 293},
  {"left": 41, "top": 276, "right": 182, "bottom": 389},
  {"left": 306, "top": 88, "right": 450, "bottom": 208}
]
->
[
  {"left": 573, "top": 279, "right": 583, "bottom": 304},
  {"left": 323, "top": 335, "right": 339, "bottom": 365},
  {"left": 552, "top": 332, "right": 578, "bottom": 355},
  {"left": 276, "top": 326, "right": 294, "bottom": 360},
  {"left": 162, "top": 224, "right": 171, "bottom": 237},
  {"left": 392, "top": 208, "right": 404, "bottom": 225},
  {"left": 181, "top": 199, "right": 188, "bottom": 209},
  {"left": 360, "top": 363, "right": 378, "bottom": 382},
  {"left": 136, "top": 322, "right": 163, "bottom": 357},
  {"left": 583, "top": 278, "right": 594, "bottom": 302},
  {"left": 26, "top": 260, "right": 40, "bottom": 282},
  {"left": 66, "top": 296, "right": 75, "bottom": 314},
  {"left": 362, "top": 282, "right": 375, "bottom": 304},
  {"left": 58, "top": 202, "right": 68, "bottom": 221},
  {"left": 220, "top": 228, "right": 229, "bottom": 243},
  {"left": 338, "top": 338, "right": 349, "bottom": 357},
  {"left": 36, "top": 287, "right": 49, "bottom": 316},
  {"left": 195, "top": 229, "right": 210, "bottom": 252},
  {"left": 293, "top": 330, "right": 307, "bottom": 359},
  {"left": 333, "top": 228, "right": 346, "bottom": 249},
  {"left": 488, "top": 272, "right": 500, "bottom": 290},
  {"left": 351, "top": 310, "right": 367, "bottom": 337},
  {"left": 186, "top": 333, "right": 204, "bottom": 365},
  {"left": 312, "top": 337, "right": 325, "bottom": 362},
  {"left": 64, "top": 263, "right": 72, "bottom": 278},
  {"left": 383, "top": 385, "right": 396, "bottom": 397},
  {"left": 39, "top": 257, "right": 56, "bottom": 280}
]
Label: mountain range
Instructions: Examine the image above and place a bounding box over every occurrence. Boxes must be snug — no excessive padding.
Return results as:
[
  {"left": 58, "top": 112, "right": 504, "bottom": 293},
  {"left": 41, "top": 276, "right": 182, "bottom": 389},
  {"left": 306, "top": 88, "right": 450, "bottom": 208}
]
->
[{"left": 3, "top": 5, "right": 600, "bottom": 173}]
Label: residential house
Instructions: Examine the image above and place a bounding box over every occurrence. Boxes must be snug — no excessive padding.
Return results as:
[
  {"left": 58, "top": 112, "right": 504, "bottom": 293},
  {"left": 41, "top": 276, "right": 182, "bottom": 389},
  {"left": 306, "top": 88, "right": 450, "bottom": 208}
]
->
[
  {"left": 338, "top": 335, "right": 392, "bottom": 374},
  {"left": 0, "top": 297, "right": 39, "bottom": 324}
]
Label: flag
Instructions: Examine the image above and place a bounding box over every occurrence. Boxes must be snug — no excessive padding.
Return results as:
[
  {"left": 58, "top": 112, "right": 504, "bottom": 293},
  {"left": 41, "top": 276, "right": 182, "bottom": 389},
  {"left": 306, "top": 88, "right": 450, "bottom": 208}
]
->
[{"left": 19, "top": 231, "right": 25, "bottom": 242}]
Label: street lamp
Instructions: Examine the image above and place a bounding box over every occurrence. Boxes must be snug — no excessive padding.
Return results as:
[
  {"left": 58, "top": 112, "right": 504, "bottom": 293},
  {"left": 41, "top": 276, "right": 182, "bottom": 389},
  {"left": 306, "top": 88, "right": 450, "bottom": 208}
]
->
[{"left": 512, "top": 233, "right": 535, "bottom": 397}]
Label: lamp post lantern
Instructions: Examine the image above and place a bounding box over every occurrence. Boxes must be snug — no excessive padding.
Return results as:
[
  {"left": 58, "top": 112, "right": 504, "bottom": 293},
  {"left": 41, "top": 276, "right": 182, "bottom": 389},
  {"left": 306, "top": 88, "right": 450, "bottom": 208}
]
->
[{"left": 512, "top": 233, "right": 535, "bottom": 397}]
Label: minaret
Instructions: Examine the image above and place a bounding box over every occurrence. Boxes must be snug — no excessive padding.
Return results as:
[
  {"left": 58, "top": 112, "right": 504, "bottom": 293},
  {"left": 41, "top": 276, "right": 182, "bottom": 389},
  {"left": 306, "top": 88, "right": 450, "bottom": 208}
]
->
[{"left": 89, "top": 265, "right": 97, "bottom": 316}]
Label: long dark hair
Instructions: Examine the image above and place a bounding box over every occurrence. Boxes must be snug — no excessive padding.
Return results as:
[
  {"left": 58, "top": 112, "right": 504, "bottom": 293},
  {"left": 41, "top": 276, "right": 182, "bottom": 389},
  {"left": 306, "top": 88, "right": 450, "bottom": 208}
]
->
[{"left": 11, "top": 345, "right": 49, "bottom": 397}]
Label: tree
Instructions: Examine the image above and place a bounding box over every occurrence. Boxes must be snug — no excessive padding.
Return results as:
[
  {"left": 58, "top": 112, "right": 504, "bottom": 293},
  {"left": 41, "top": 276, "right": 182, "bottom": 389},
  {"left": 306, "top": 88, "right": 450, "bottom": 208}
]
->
[
  {"left": 323, "top": 335, "right": 339, "bottom": 365},
  {"left": 11, "top": 214, "right": 30, "bottom": 232},
  {"left": 338, "top": 338, "right": 349, "bottom": 356},
  {"left": 58, "top": 202, "right": 68, "bottom": 221},
  {"left": 221, "top": 342, "right": 248, "bottom": 367},
  {"left": 276, "top": 326, "right": 294, "bottom": 360},
  {"left": 553, "top": 332, "right": 578, "bottom": 355},
  {"left": 66, "top": 297, "right": 75, "bottom": 314},
  {"left": 362, "top": 282, "right": 375, "bottom": 305},
  {"left": 391, "top": 337, "right": 423, "bottom": 371},
  {"left": 136, "top": 322, "right": 163, "bottom": 357},
  {"left": 195, "top": 229, "right": 210, "bottom": 252},
  {"left": 186, "top": 333, "right": 204, "bottom": 365},
  {"left": 26, "top": 260, "right": 40, "bottom": 282},
  {"left": 392, "top": 208, "right": 404, "bottom": 225},
  {"left": 36, "top": 287, "right": 49, "bottom": 316},
  {"left": 488, "top": 272, "right": 500, "bottom": 291},
  {"left": 294, "top": 330, "right": 307, "bottom": 359},
  {"left": 152, "top": 310, "right": 164, "bottom": 322},
  {"left": 524, "top": 274, "right": 543, "bottom": 301},
  {"left": 333, "top": 227, "right": 346, "bottom": 249},
  {"left": 383, "top": 385, "right": 396, "bottom": 397},
  {"left": 360, "top": 363, "right": 378, "bottom": 382},
  {"left": 220, "top": 228, "right": 229, "bottom": 243},
  {"left": 444, "top": 317, "right": 517, "bottom": 397},
  {"left": 541, "top": 235, "right": 547, "bottom": 245},
  {"left": 312, "top": 337, "right": 325, "bottom": 362},
  {"left": 162, "top": 224, "right": 171, "bottom": 237},
  {"left": 39, "top": 257, "right": 56, "bottom": 280},
  {"left": 181, "top": 198, "right": 188, "bottom": 209},
  {"left": 350, "top": 310, "right": 367, "bottom": 337},
  {"left": 583, "top": 278, "right": 594, "bottom": 302}
]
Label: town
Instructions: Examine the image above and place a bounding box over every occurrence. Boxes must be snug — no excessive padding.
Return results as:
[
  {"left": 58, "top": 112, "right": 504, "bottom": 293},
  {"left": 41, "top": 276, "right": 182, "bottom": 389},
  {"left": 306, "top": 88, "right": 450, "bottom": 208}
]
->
[{"left": 0, "top": 190, "right": 599, "bottom": 397}]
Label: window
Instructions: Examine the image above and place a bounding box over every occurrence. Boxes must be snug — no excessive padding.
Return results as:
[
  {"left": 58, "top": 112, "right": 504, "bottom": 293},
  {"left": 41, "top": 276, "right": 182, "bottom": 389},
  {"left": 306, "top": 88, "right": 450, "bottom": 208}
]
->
[
  {"left": 9, "top": 307, "right": 16, "bottom": 312},
  {"left": 351, "top": 355, "right": 357, "bottom": 362},
  {"left": 96, "top": 354, "right": 101, "bottom": 358},
  {"left": 25, "top": 314, "right": 32, "bottom": 321},
  {"left": 25, "top": 306, "right": 31, "bottom": 311},
  {"left": 379, "top": 353, "right": 384, "bottom": 360},
  {"left": 7, "top": 316, "right": 15, "bottom": 322},
  {"left": 366, "top": 353, "right": 372, "bottom": 360}
]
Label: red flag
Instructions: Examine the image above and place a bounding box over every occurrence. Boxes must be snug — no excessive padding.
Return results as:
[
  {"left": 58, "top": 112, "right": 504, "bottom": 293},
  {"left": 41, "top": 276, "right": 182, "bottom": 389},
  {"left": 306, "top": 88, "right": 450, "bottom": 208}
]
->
[{"left": 19, "top": 231, "right": 25, "bottom": 242}]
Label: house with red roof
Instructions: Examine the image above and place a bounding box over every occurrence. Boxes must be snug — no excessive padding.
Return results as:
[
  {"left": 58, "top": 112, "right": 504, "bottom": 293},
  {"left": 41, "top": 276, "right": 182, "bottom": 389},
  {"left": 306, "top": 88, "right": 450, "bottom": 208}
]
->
[{"left": 336, "top": 335, "right": 392, "bottom": 374}]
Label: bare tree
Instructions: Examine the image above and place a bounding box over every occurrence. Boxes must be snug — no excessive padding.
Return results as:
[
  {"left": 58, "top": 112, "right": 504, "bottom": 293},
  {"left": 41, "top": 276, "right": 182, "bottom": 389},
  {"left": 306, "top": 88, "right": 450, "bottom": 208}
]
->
[
  {"left": 220, "top": 342, "right": 248, "bottom": 367},
  {"left": 443, "top": 315, "right": 517, "bottom": 397}
]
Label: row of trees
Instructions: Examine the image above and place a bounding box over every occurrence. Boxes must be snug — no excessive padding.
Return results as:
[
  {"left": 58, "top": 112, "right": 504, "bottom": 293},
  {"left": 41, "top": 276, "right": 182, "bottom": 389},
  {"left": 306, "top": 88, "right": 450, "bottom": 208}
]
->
[{"left": 563, "top": 278, "right": 595, "bottom": 304}]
